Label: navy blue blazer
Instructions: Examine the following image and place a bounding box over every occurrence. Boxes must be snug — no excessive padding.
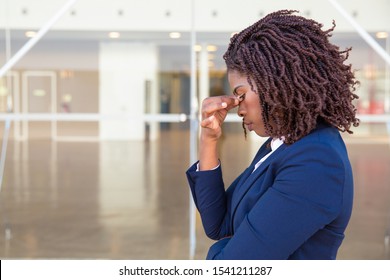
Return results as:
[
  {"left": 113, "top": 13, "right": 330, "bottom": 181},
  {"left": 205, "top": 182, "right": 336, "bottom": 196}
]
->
[{"left": 186, "top": 123, "right": 353, "bottom": 259}]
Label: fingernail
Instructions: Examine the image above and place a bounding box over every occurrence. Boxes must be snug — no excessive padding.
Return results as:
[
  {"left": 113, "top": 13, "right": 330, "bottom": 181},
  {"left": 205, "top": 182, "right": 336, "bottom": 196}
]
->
[{"left": 221, "top": 102, "right": 227, "bottom": 108}]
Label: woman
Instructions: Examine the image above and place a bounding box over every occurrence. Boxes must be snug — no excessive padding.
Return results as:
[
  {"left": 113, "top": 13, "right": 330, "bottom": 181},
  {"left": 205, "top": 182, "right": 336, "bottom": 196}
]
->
[{"left": 186, "top": 10, "right": 359, "bottom": 259}]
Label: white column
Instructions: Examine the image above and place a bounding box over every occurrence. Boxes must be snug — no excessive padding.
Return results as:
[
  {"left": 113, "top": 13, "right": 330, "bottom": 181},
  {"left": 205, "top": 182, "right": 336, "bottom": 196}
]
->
[
  {"left": 199, "top": 44, "right": 209, "bottom": 106},
  {"left": 99, "top": 42, "right": 159, "bottom": 140}
]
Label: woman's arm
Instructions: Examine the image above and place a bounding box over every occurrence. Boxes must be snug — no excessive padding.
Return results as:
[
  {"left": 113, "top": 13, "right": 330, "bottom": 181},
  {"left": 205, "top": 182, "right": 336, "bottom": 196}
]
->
[
  {"left": 186, "top": 95, "right": 239, "bottom": 239},
  {"left": 198, "top": 96, "right": 238, "bottom": 170},
  {"left": 186, "top": 165, "right": 245, "bottom": 240}
]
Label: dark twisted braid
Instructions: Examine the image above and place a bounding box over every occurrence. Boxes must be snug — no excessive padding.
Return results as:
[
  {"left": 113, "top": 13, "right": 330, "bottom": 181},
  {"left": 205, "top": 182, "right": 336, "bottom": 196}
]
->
[{"left": 224, "top": 10, "right": 360, "bottom": 144}]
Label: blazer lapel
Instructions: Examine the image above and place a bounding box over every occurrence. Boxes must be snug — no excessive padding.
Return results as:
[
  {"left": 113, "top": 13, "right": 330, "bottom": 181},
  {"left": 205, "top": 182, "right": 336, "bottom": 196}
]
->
[
  {"left": 230, "top": 143, "right": 287, "bottom": 229},
  {"left": 230, "top": 138, "right": 272, "bottom": 212},
  {"left": 244, "top": 144, "right": 286, "bottom": 189}
]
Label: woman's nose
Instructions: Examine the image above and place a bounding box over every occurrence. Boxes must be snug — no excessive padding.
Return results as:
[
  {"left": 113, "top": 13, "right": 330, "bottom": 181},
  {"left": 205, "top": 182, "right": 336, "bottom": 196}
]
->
[{"left": 237, "top": 106, "right": 245, "bottom": 117}]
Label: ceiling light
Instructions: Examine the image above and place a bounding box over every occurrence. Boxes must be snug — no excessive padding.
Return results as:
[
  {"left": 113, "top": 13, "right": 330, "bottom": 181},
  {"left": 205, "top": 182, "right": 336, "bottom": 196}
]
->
[
  {"left": 25, "top": 31, "right": 37, "bottom": 38},
  {"left": 108, "top": 32, "right": 120, "bottom": 39},
  {"left": 169, "top": 32, "right": 181, "bottom": 39},
  {"left": 207, "top": 45, "right": 217, "bottom": 52},
  {"left": 376, "top": 31, "right": 388, "bottom": 39},
  {"left": 194, "top": 45, "right": 202, "bottom": 52}
]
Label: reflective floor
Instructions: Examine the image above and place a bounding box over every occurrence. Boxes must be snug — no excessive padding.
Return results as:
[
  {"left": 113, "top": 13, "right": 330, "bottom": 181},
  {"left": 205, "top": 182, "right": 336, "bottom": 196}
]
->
[{"left": 0, "top": 123, "right": 389, "bottom": 259}]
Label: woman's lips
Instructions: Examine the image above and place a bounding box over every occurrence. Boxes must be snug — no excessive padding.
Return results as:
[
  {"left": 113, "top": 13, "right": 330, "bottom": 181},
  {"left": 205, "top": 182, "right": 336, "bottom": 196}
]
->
[{"left": 244, "top": 122, "right": 253, "bottom": 131}]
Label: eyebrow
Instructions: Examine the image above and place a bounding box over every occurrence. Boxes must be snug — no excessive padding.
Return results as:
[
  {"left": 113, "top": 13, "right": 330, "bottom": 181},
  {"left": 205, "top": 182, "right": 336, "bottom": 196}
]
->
[{"left": 233, "top": 85, "right": 244, "bottom": 96}]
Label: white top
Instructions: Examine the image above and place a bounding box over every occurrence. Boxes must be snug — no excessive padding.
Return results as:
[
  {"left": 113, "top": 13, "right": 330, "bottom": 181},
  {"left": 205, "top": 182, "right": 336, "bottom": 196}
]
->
[{"left": 252, "top": 138, "right": 284, "bottom": 172}]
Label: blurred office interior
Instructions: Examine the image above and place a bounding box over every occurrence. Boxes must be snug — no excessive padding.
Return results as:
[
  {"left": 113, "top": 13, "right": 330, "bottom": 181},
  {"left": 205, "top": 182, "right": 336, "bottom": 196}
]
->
[{"left": 0, "top": 0, "right": 389, "bottom": 259}]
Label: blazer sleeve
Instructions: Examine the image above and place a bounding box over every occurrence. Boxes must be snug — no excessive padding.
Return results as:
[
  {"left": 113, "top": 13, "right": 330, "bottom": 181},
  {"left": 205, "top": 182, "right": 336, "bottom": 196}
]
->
[
  {"left": 186, "top": 162, "right": 242, "bottom": 240},
  {"left": 206, "top": 142, "right": 347, "bottom": 259}
]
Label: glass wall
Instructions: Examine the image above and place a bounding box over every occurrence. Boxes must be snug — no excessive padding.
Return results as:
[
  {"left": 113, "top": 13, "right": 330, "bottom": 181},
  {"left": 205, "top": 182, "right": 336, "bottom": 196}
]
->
[{"left": 0, "top": 0, "right": 389, "bottom": 260}]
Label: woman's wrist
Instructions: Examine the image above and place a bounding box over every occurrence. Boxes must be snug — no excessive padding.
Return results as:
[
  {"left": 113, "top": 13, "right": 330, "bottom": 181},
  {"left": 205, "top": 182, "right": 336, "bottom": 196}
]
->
[
  {"left": 200, "top": 129, "right": 220, "bottom": 144},
  {"left": 199, "top": 134, "right": 219, "bottom": 170}
]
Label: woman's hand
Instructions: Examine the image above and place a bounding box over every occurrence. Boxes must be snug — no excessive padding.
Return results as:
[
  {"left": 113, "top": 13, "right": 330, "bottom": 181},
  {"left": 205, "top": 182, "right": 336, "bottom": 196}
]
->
[
  {"left": 200, "top": 96, "right": 239, "bottom": 141},
  {"left": 198, "top": 96, "right": 238, "bottom": 171}
]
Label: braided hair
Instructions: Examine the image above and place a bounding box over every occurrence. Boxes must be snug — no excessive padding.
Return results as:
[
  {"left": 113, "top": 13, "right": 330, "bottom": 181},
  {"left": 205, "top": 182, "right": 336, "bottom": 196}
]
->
[{"left": 224, "top": 10, "right": 360, "bottom": 144}]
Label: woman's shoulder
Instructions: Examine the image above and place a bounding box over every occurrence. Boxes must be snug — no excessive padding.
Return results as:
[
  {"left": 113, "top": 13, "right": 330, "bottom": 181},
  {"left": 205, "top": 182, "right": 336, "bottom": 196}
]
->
[
  {"left": 281, "top": 122, "right": 348, "bottom": 163},
  {"left": 292, "top": 122, "right": 343, "bottom": 147}
]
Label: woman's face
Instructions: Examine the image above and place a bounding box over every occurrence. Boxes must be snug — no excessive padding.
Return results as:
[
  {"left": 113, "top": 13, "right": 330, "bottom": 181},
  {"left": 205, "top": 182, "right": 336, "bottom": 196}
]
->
[{"left": 228, "top": 70, "right": 268, "bottom": 137}]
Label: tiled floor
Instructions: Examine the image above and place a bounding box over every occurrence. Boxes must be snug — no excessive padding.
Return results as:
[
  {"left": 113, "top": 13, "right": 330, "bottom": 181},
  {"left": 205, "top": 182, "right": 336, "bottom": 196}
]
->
[{"left": 0, "top": 123, "right": 389, "bottom": 259}]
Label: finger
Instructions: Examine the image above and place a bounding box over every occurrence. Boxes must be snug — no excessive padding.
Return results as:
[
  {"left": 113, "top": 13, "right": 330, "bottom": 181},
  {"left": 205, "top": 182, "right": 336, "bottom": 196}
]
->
[
  {"left": 202, "top": 96, "right": 239, "bottom": 116},
  {"left": 202, "top": 101, "right": 229, "bottom": 116},
  {"left": 200, "top": 115, "right": 216, "bottom": 128},
  {"left": 202, "top": 95, "right": 238, "bottom": 107},
  {"left": 219, "top": 95, "right": 239, "bottom": 107},
  {"left": 225, "top": 97, "right": 239, "bottom": 110}
]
